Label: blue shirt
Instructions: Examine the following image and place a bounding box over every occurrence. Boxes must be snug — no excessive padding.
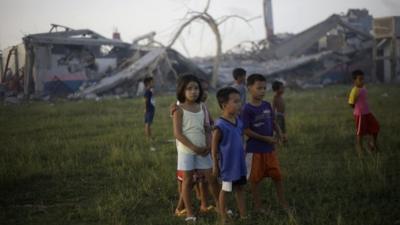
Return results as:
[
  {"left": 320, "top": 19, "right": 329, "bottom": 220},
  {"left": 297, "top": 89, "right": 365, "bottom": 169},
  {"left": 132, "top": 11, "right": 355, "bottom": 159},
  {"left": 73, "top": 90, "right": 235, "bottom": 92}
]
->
[
  {"left": 144, "top": 89, "right": 155, "bottom": 112},
  {"left": 215, "top": 117, "right": 247, "bottom": 182},
  {"left": 241, "top": 101, "right": 275, "bottom": 153}
]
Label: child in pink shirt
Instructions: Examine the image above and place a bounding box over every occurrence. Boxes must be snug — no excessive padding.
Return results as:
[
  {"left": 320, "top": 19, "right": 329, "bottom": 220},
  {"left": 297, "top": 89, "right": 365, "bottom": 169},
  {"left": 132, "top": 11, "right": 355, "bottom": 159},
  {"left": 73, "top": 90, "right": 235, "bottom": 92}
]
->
[{"left": 348, "top": 70, "right": 379, "bottom": 153}]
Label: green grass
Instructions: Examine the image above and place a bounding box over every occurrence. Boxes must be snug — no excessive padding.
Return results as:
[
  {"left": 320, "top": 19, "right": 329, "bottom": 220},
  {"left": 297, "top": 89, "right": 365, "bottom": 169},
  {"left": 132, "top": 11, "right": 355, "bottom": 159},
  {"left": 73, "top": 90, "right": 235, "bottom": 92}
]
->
[{"left": 1, "top": 85, "right": 399, "bottom": 225}]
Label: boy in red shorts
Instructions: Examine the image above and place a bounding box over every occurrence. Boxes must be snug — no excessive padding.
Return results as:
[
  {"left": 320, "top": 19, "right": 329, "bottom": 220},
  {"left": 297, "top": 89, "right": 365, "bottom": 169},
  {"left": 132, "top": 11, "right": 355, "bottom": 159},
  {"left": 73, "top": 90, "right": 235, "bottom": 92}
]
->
[
  {"left": 241, "top": 74, "right": 288, "bottom": 213},
  {"left": 348, "top": 70, "right": 380, "bottom": 153}
]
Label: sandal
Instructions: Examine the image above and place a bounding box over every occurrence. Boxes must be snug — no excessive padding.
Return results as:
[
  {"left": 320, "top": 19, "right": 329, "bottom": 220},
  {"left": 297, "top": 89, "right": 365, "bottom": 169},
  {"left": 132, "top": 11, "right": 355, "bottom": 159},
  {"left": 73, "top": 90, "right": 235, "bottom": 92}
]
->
[
  {"left": 185, "top": 216, "right": 197, "bottom": 223},
  {"left": 175, "top": 209, "right": 187, "bottom": 217},
  {"left": 199, "top": 205, "right": 215, "bottom": 214}
]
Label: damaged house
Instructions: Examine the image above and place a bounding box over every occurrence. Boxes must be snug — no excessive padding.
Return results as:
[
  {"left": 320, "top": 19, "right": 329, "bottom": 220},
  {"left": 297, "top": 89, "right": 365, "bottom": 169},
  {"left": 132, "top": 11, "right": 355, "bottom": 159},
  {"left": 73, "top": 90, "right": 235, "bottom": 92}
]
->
[
  {"left": 263, "top": 10, "right": 374, "bottom": 87},
  {"left": 1, "top": 25, "right": 208, "bottom": 99},
  {"left": 199, "top": 9, "right": 375, "bottom": 88},
  {"left": 373, "top": 16, "right": 400, "bottom": 83}
]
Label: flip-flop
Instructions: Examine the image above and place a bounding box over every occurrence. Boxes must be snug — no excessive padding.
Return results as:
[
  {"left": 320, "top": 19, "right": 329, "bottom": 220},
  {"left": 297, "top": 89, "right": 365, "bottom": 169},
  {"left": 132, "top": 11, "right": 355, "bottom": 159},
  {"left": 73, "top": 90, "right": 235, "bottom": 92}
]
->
[
  {"left": 199, "top": 205, "right": 215, "bottom": 214},
  {"left": 185, "top": 216, "right": 197, "bottom": 223},
  {"left": 175, "top": 209, "right": 187, "bottom": 217}
]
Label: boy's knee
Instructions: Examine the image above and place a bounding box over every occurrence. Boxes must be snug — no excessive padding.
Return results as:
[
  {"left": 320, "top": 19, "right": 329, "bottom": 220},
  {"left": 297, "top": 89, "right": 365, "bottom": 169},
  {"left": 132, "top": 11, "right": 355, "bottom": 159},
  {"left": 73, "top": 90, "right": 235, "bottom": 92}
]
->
[
  {"left": 234, "top": 185, "right": 244, "bottom": 192},
  {"left": 271, "top": 172, "right": 283, "bottom": 182}
]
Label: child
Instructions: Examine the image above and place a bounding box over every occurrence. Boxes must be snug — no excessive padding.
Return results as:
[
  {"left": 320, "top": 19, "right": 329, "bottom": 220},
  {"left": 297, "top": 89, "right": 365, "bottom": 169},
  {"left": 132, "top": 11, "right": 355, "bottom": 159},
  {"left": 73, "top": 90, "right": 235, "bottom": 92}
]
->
[
  {"left": 241, "top": 74, "right": 288, "bottom": 213},
  {"left": 143, "top": 77, "right": 156, "bottom": 151},
  {"left": 272, "top": 81, "right": 288, "bottom": 142},
  {"left": 212, "top": 87, "right": 247, "bottom": 224},
  {"left": 172, "top": 74, "right": 220, "bottom": 222},
  {"left": 174, "top": 80, "right": 215, "bottom": 217},
  {"left": 175, "top": 171, "right": 214, "bottom": 217},
  {"left": 348, "top": 70, "right": 380, "bottom": 153},
  {"left": 231, "top": 68, "right": 247, "bottom": 106}
]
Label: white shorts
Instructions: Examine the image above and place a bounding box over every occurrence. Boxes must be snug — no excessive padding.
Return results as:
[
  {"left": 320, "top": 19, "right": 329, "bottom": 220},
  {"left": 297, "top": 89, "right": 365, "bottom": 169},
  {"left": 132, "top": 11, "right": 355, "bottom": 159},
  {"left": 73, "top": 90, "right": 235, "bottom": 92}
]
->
[
  {"left": 177, "top": 150, "right": 212, "bottom": 171},
  {"left": 221, "top": 181, "right": 233, "bottom": 192}
]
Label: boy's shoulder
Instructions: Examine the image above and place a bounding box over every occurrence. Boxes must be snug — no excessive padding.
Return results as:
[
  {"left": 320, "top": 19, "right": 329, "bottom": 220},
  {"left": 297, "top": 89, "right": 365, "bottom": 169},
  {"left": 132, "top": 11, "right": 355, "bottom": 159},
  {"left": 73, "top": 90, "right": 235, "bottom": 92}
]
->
[
  {"left": 348, "top": 86, "right": 361, "bottom": 97},
  {"left": 350, "top": 86, "right": 357, "bottom": 90},
  {"left": 215, "top": 117, "right": 231, "bottom": 127},
  {"left": 243, "top": 101, "right": 271, "bottom": 111},
  {"left": 273, "top": 94, "right": 283, "bottom": 100},
  {"left": 144, "top": 88, "right": 154, "bottom": 95},
  {"left": 262, "top": 100, "right": 272, "bottom": 108},
  {"left": 216, "top": 118, "right": 243, "bottom": 138},
  {"left": 350, "top": 86, "right": 364, "bottom": 92},
  {"left": 216, "top": 117, "right": 243, "bottom": 127},
  {"left": 232, "top": 83, "right": 245, "bottom": 89}
]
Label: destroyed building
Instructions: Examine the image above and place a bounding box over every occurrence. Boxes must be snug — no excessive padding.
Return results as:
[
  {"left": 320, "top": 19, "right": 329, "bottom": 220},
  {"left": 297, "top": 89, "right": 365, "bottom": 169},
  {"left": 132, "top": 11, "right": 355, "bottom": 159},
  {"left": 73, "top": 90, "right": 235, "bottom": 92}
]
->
[
  {"left": 0, "top": 44, "right": 26, "bottom": 95},
  {"left": 196, "top": 9, "right": 377, "bottom": 88},
  {"left": 2, "top": 9, "right": 398, "bottom": 100},
  {"left": 1, "top": 25, "right": 209, "bottom": 99},
  {"left": 373, "top": 16, "right": 400, "bottom": 83}
]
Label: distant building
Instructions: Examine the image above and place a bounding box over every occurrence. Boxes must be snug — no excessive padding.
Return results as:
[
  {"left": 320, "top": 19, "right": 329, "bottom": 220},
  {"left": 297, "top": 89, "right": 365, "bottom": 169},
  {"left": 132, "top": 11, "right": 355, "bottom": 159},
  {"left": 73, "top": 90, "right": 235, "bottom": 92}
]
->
[
  {"left": 343, "top": 9, "right": 373, "bottom": 33},
  {"left": 373, "top": 16, "right": 400, "bottom": 83}
]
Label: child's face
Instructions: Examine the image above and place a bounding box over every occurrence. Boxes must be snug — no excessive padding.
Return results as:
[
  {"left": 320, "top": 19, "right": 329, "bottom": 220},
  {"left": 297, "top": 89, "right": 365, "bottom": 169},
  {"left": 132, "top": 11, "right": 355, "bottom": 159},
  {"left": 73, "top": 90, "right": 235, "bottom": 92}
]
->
[
  {"left": 278, "top": 86, "right": 285, "bottom": 95},
  {"left": 223, "top": 93, "right": 242, "bottom": 115},
  {"left": 354, "top": 75, "right": 364, "bottom": 87},
  {"left": 248, "top": 80, "right": 266, "bottom": 100},
  {"left": 184, "top": 81, "right": 200, "bottom": 102},
  {"left": 147, "top": 80, "right": 154, "bottom": 88}
]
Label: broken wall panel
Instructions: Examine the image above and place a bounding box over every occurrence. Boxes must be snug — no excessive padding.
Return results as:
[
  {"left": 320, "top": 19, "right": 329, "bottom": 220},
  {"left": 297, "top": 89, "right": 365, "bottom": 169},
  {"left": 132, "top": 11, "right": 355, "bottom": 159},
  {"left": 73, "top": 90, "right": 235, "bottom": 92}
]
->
[
  {"left": 1, "top": 44, "right": 25, "bottom": 82},
  {"left": 373, "top": 17, "right": 400, "bottom": 83},
  {"left": 21, "top": 30, "right": 137, "bottom": 96},
  {"left": 78, "top": 48, "right": 166, "bottom": 96}
]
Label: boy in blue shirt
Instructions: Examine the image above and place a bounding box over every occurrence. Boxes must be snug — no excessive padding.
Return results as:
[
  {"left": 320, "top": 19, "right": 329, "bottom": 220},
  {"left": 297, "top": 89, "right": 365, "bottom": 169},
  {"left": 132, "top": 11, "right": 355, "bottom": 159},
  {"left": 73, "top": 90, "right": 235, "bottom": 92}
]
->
[
  {"left": 241, "top": 74, "right": 288, "bottom": 213},
  {"left": 143, "top": 77, "right": 155, "bottom": 151},
  {"left": 212, "top": 87, "right": 247, "bottom": 224},
  {"left": 231, "top": 68, "right": 247, "bottom": 106}
]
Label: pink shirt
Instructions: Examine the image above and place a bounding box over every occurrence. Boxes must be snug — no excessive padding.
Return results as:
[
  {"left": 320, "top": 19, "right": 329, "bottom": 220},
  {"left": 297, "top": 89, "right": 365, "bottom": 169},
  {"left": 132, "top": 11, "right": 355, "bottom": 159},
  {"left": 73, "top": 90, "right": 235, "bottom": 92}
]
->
[{"left": 348, "top": 87, "right": 370, "bottom": 115}]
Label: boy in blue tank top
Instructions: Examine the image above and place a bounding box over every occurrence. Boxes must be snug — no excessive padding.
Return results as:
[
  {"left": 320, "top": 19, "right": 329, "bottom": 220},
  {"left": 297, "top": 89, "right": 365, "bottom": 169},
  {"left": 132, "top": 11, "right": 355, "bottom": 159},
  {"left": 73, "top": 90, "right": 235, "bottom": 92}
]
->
[{"left": 212, "top": 87, "right": 247, "bottom": 224}]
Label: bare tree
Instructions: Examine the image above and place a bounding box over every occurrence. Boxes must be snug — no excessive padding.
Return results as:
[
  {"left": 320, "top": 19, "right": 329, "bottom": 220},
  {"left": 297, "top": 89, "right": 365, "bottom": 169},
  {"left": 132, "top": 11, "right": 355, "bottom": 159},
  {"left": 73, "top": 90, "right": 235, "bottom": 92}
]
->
[{"left": 168, "top": 0, "right": 259, "bottom": 88}]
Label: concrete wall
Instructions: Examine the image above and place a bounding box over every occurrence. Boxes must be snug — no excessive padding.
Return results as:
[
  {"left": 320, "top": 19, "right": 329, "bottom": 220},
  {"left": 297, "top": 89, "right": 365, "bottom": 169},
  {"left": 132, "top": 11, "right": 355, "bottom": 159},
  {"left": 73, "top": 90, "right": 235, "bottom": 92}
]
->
[{"left": 32, "top": 45, "right": 118, "bottom": 94}]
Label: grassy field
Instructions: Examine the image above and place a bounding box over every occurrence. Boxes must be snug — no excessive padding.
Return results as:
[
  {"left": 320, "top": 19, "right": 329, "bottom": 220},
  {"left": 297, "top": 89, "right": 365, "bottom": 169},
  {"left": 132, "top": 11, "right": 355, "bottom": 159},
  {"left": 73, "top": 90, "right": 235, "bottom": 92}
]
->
[{"left": 1, "top": 85, "right": 399, "bottom": 225}]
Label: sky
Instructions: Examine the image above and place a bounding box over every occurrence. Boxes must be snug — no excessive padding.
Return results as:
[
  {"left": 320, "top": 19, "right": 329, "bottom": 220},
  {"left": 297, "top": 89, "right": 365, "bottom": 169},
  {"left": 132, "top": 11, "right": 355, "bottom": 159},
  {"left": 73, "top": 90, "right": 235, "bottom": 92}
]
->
[{"left": 1, "top": 0, "right": 399, "bottom": 57}]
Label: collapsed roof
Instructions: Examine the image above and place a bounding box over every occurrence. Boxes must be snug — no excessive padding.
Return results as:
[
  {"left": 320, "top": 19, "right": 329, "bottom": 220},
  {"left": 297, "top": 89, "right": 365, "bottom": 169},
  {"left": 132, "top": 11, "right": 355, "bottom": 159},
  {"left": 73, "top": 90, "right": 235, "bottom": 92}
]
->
[
  {"left": 203, "top": 10, "right": 375, "bottom": 87},
  {"left": 265, "top": 14, "right": 372, "bottom": 59},
  {"left": 3, "top": 25, "right": 209, "bottom": 98}
]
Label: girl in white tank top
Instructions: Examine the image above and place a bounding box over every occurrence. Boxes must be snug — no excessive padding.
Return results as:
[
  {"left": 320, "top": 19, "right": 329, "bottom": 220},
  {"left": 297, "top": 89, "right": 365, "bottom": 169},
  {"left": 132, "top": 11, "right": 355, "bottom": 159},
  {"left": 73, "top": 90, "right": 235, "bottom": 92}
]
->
[
  {"left": 175, "top": 105, "right": 206, "bottom": 154},
  {"left": 172, "top": 75, "right": 220, "bottom": 221}
]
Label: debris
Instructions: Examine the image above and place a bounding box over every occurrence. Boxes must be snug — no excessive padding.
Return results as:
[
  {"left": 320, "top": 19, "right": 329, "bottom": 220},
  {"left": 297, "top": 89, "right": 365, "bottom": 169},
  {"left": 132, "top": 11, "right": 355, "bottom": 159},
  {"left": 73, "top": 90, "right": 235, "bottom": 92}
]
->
[
  {"left": 1, "top": 24, "right": 209, "bottom": 100},
  {"left": 4, "top": 96, "right": 20, "bottom": 104},
  {"left": 78, "top": 48, "right": 165, "bottom": 97},
  {"left": 197, "top": 9, "right": 377, "bottom": 88},
  {"left": 84, "top": 93, "right": 98, "bottom": 100}
]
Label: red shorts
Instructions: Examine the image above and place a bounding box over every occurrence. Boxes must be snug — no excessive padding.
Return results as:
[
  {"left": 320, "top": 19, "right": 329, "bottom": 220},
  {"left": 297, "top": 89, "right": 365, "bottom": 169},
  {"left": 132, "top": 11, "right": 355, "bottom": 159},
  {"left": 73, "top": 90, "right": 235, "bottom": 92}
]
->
[
  {"left": 354, "top": 113, "right": 379, "bottom": 136},
  {"left": 176, "top": 170, "right": 205, "bottom": 182},
  {"left": 247, "top": 151, "right": 282, "bottom": 183}
]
